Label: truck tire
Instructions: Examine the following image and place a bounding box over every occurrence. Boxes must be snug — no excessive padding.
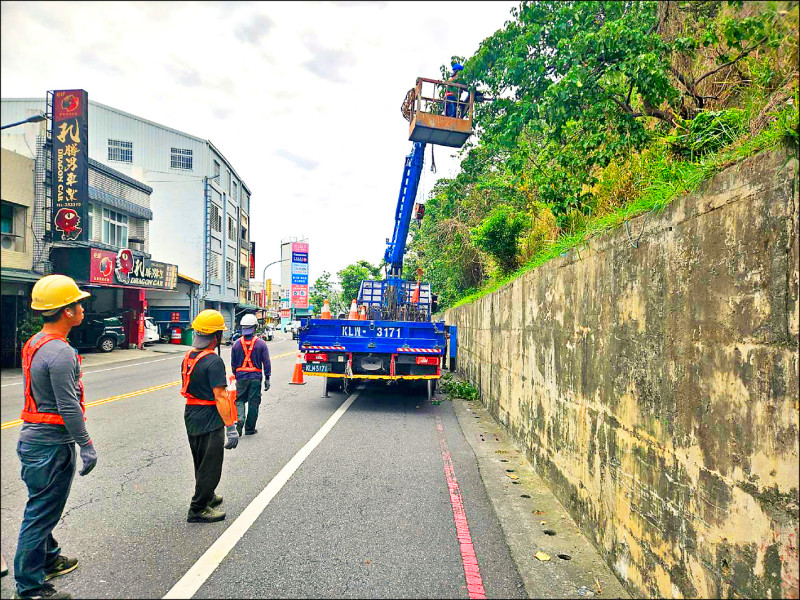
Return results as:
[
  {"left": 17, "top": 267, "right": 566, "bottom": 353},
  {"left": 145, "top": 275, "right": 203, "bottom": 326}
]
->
[{"left": 97, "top": 336, "right": 116, "bottom": 353}]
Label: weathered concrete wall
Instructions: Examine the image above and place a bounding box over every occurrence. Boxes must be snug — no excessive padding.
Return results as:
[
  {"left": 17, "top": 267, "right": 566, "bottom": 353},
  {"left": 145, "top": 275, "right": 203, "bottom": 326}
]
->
[{"left": 444, "top": 149, "right": 799, "bottom": 599}]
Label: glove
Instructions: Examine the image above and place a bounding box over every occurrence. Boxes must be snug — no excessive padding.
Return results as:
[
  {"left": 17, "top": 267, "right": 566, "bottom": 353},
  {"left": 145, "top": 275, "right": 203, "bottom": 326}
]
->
[
  {"left": 225, "top": 424, "right": 239, "bottom": 450},
  {"left": 79, "top": 441, "right": 98, "bottom": 476},
  {"left": 263, "top": 378, "right": 271, "bottom": 391}
]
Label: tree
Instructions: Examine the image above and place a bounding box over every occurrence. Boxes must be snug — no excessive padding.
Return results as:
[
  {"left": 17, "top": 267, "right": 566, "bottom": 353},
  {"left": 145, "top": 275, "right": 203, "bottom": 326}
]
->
[
  {"left": 336, "top": 260, "right": 381, "bottom": 307},
  {"left": 309, "top": 271, "right": 337, "bottom": 315}
]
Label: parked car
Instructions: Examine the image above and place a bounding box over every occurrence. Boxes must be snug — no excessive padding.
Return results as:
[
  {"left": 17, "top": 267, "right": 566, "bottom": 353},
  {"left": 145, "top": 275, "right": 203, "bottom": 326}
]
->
[
  {"left": 143, "top": 317, "right": 159, "bottom": 345},
  {"left": 285, "top": 320, "right": 302, "bottom": 340},
  {"left": 68, "top": 314, "right": 126, "bottom": 353}
]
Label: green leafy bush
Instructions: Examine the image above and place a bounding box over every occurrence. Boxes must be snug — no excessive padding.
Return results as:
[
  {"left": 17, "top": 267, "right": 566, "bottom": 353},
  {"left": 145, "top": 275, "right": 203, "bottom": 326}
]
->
[
  {"left": 439, "top": 376, "right": 480, "bottom": 401},
  {"left": 471, "top": 205, "right": 528, "bottom": 274},
  {"left": 666, "top": 109, "right": 747, "bottom": 158}
]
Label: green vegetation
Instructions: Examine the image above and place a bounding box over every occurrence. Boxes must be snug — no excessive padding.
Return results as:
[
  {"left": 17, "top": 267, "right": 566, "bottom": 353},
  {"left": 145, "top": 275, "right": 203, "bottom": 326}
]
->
[
  {"left": 404, "top": 1, "right": 799, "bottom": 312},
  {"left": 439, "top": 372, "right": 481, "bottom": 401}
]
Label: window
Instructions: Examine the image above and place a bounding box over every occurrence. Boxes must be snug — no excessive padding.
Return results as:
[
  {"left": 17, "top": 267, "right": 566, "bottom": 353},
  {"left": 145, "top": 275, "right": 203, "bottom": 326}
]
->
[
  {"left": 242, "top": 191, "right": 249, "bottom": 214},
  {"left": 1, "top": 203, "right": 13, "bottom": 234},
  {"left": 210, "top": 204, "right": 222, "bottom": 233},
  {"left": 226, "top": 170, "right": 231, "bottom": 195},
  {"left": 227, "top": 215, "right": 236, "bottom": 239},
  {"left": 170, "top": 147, "right": 193, "bottom": 170},
  {"left": 241, "top": 226, "right": 247, "bottom": 242},
  {"left": 108, "top": 139, "right": 133, "bottom": 163},
  {"left": 213, "top": 160, "right": 220, "bottom": 179},
  {"left": 102, "top": 208, "right": 128, "bottom": 247},
  {"left": 232, "top": 181, "right": 238, "bottom": 202},
  {"left": 226, "top": 259, "right": 235, "bottom": 283},
  {"left": 208, "top": 252, "right": 221, "bottom": 279}
]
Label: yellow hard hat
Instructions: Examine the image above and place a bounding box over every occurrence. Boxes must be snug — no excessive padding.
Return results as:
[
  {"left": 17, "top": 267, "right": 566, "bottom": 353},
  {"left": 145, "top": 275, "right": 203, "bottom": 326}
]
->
[
  {"left": 191, "top": 309, "right": 228, "bottom": 334},
  {"left": 30, "top": 274, "right": 91, "bottom": 312}
]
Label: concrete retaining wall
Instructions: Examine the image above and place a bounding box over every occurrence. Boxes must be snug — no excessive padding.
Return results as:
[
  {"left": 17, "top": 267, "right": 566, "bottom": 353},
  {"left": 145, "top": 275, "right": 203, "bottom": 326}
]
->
[{"left": 444, "top": 149, "right": 799, "bottom": 598}]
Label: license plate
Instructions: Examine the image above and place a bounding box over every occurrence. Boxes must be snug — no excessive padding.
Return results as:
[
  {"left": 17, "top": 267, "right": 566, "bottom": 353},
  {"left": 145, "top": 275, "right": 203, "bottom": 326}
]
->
[
  {"left": 303, "top": 363, "right": 330, "bottom": 373},
  {"left": 341, "top": 325, "right": 365, "bottom": 337}
]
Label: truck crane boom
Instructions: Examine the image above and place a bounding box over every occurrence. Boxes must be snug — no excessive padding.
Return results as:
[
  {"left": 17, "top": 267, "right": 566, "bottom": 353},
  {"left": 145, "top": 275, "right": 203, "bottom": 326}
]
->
[{"left": 384, "top": 141, "right": 426, "bottom": 278}]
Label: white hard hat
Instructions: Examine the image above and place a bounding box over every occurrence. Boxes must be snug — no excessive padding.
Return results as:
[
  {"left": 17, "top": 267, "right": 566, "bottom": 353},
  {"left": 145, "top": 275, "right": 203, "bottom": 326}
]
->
[{"left": 240, "top": 314, "right": 258, "bottom": 328}]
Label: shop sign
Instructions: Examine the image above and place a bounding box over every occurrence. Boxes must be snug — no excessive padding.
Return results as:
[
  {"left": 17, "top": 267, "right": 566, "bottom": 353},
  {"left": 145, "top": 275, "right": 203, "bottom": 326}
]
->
[
  {"left": 291, "top": 284, "right": 308, "bottom": 309},
  {"left": 291, "top": 242, "right": 309, "bottom": 309},
  {"left": 89, "top": 247, "right": 178, "bottom": 290},
  {"left": 249, "top": 241, "right": 256, "bottom": 279},
  {"left": 280, "top": 308, "right": 291, "bottom": 318},
  {"left": 51, "top": 89, "right": 89, "bottom": 242}
]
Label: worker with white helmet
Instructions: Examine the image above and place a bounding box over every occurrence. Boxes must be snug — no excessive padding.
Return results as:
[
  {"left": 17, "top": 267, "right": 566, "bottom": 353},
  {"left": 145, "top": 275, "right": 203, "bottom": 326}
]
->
[
  {"left": 13, "top": 274, "right": 97, "bottom": 600},
  {"left": 230, "top": 313, "right": 271, "bottom": 437}
]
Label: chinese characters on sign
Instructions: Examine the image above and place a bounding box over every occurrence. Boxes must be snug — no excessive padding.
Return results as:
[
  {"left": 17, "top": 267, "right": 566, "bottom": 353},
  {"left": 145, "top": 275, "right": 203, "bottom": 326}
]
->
[
  {"left": 291, "top": 242, "right": 309, "bottom": 309},
  {"left": 51, "top": 89, "right": 89, "bottom": 242},
  {"left": 89, "top": 248, "right": 178, "bottom": 290},
  {"left": 250, "top": 241, "right": 256, "bottom": 279}
]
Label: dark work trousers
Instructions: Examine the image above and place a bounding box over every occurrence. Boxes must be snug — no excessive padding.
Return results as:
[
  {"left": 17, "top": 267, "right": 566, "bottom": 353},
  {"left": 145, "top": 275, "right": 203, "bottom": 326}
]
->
[
  {"left": 14, "top": 441, "right": 76, "bottom": 596},
  {"left": 187, "top": 426, "right": 225, "bottom": 513},
  {"left": 235, "top": 379, "right": 262, "bottom": 434}
]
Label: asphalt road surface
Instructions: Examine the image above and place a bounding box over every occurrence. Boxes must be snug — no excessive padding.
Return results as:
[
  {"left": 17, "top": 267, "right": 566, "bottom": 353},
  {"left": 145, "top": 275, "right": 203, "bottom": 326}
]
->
[{"left": 0, "top": 334, "right": 527, "bottom": 599}]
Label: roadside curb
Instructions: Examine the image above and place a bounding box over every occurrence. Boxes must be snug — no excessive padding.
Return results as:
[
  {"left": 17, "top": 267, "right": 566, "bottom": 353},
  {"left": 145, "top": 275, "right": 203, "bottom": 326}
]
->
[{"left": 450, "top": 394, "right": 630, "bottom": 599}]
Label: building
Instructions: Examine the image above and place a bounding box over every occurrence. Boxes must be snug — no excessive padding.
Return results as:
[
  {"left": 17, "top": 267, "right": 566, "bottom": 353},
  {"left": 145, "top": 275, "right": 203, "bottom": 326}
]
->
[
  {"left": 0, "top": 139, "right": 180, "bottom": 364},
  {"left": 1, "top": 96, "right": 254, "bottom": 334}
]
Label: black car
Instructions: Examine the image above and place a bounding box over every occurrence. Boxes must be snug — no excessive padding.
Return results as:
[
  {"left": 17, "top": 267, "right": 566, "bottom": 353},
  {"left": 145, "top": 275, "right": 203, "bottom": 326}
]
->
[{"left": 68, "top": 314, "right": 126, "bottom": 353}]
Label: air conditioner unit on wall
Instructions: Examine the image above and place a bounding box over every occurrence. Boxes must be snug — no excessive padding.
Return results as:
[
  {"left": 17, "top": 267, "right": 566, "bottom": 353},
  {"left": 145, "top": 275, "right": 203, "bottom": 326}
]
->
[{"left": 1, "top": 234, "right": 18, "bottom": 251}]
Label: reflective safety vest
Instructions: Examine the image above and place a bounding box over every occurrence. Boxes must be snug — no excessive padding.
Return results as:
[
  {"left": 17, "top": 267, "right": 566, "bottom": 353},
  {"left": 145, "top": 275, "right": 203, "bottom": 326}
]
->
[
  {"left": 180, "top": 349, "right": 217, "bottom": 406},
  {"left": 21, "top": 333, "right": 86, "bottom": 425},
  {"left": 235, "top": 336, "right": 262, "bottom": 374}
]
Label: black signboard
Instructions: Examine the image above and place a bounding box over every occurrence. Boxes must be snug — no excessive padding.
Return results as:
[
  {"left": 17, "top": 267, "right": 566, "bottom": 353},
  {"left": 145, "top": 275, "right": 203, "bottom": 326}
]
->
[{"left": 51, "top": 89, "right": 89, "bottom": 242}]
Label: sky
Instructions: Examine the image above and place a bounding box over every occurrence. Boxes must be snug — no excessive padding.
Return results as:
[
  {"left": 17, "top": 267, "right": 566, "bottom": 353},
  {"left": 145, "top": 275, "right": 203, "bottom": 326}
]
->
[{"left": 0, "top": 0, "right": 518, "bottom": 289}]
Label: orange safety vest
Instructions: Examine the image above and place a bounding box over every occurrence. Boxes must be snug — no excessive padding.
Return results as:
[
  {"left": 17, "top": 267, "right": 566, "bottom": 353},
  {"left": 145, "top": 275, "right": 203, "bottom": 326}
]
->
[
  {"left": 235, "top": 336, "right": 262, "bottom": 374},
  {"left": 180, "top": 349, "right": 217, "bottom": 406},
  {"left": 21, "top": 333, "right": 86, "bottom": 425}
]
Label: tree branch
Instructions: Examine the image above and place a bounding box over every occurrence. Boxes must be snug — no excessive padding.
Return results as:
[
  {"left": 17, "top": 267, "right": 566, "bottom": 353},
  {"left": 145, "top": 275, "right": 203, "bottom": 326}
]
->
[{"left": 694, "top": 37, "right": 768, "bottom": 88}]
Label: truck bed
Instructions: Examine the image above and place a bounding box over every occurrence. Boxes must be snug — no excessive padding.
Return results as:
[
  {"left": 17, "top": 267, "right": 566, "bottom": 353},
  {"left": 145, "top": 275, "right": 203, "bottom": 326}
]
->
[{"left": 298, "top": 317, "right": 446, "bottom": 380}]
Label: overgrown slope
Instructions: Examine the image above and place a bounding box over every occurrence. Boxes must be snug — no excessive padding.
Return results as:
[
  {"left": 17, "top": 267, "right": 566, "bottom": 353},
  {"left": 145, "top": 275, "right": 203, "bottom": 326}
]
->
[{"left": 403, "top": 0, "right": 799, "bottom": 311}]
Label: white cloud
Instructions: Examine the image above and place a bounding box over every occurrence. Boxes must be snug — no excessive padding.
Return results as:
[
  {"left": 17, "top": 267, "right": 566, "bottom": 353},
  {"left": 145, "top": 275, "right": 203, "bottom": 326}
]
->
[{"left": 1, "top": 0, "right": 517, "bottom": 288}]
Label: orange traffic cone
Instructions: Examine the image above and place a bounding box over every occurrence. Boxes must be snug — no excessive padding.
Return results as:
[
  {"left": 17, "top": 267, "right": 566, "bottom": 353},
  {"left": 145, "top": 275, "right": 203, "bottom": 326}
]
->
[
  {"left": 321, "top": 299, "right": 332, "bottom": 319},
  {"left": 289, "top": 352, "right": 306, "bottom": 385},
  {"left": 358, "top": 305, "right": 367, "bottom": 320},
  {"left": 347, "top": 299, "right": 358, "bottom": 320}
]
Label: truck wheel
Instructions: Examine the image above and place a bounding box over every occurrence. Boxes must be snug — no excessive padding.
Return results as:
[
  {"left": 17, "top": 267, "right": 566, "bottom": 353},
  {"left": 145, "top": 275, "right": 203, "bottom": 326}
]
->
[{"left": 98, "top": 336, "right": 116, "bottom": 353}]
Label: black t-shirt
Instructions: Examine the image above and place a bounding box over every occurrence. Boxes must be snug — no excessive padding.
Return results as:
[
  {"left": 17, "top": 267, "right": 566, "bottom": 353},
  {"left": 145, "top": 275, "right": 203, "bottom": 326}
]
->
[{"left": 183, "top": 350, "right": 227, "bottom": 436}]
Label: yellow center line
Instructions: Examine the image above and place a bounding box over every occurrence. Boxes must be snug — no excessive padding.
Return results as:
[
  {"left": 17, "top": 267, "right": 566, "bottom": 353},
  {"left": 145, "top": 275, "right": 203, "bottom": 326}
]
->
[{"left": 1, "top": 351, "right": 298, "bottom": 430}]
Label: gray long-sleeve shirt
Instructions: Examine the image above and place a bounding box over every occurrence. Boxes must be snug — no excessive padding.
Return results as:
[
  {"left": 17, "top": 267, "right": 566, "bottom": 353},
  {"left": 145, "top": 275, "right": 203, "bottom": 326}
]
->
[{"left": 18, "top": 332, "right": 91, "bottom": 446}]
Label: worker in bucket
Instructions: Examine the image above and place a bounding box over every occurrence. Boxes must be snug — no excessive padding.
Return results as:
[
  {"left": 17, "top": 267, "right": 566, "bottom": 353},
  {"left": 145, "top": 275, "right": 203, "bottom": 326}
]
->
[
  {"left": 181, "top": 310, "right": 239, "bottom": 524},
  {"left": 230, "top": 313, "right": 271, "bottom": 437},
  {"left": 14, "top": 275, "right": 97, "bottom": 600},
  {"left": 445, "top": 62, "right": 464, "bottom": 118}
]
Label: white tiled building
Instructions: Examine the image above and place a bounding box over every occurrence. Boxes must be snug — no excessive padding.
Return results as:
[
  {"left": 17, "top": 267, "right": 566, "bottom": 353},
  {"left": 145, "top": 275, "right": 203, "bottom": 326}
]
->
[{"left": 1, "top": 97, "right": 253, "bottom": 332}]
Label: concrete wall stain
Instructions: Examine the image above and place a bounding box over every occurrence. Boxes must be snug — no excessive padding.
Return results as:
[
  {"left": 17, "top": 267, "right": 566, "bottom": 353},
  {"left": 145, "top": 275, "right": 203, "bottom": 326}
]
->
[{"left": 445, "top": 149, "right": 799, "bottom": 599}]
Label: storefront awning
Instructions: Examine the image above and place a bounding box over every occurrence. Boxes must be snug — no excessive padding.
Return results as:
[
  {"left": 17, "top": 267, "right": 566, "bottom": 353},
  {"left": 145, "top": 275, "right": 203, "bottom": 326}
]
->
[
  {"left": 89, "top": 187, "right": 153, "bottom": 220},
  {"left": 236, "top": 302, "right": 258, "bottom": 310},
  {"left": 1, "top": 268, "right": 42, "bottom": 284}
]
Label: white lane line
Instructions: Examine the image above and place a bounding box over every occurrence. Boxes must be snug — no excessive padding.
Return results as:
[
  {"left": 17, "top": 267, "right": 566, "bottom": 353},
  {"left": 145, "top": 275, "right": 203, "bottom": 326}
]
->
[
  {"left": 163, "top": 388, "right": 362, "bottom": 599},
  {"left": 0, "top": 355, "right": 184, "bottom": 387}
]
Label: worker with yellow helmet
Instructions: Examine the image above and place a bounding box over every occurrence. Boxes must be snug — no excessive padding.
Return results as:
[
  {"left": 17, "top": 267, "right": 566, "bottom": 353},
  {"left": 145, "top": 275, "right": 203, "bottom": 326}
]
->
[
  {"left": 180, "top": 309, "right": 239, "bottom": 523},
  {"left": 13, "top": 275, "right": 97, "bottom": 600}
]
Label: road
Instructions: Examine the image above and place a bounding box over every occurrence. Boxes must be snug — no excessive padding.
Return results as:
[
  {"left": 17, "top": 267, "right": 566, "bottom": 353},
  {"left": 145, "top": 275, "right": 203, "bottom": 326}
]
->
[{"left": 0, "top": 334, "right": 528, "bottom": 599}]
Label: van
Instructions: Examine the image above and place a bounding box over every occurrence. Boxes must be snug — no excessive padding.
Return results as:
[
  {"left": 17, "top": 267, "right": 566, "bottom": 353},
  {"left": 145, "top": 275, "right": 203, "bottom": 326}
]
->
[{"left": 143, "top": 317, "right": 159, "bottom": 345}]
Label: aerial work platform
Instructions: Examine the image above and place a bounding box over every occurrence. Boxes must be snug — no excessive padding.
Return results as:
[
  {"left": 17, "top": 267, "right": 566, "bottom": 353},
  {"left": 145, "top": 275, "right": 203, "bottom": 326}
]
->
[{"left": 403, "top": 77, "right": 474, "bottom": 149}]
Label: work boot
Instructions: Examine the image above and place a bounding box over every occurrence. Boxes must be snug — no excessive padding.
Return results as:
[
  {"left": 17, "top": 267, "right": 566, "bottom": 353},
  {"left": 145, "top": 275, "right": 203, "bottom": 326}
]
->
[
  {"left": 1, "top": 553, "right": 8, "bottom": 577},
  {"left": 13, "top": 583, "right": 72, "bottom": 599},
  {"left": 208, "top": 494, "right": 223, "bottom": 508},
  {"left": 187, "top": 506, "right": 226, "bottom": 523},
  {"left": 44, "top": 556, "right": 78, "bottom": 581},
  {"left": 244, "top": 429, "right": 258, "bottom": 436}
]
